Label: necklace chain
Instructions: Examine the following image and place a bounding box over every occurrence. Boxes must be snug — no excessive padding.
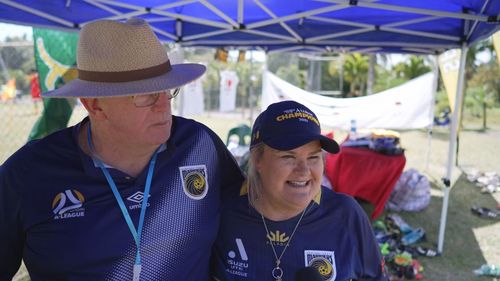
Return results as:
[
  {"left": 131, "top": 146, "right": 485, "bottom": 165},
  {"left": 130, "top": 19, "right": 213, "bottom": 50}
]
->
[{"left": 260, "top": 206, "right": 309, "bottom": 281}]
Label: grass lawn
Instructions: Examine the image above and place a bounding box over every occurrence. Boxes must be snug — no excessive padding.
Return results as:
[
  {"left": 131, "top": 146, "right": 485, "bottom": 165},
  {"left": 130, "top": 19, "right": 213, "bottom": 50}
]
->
[{"left": 3, "top": 101, "right": 500, "bottom": 281}]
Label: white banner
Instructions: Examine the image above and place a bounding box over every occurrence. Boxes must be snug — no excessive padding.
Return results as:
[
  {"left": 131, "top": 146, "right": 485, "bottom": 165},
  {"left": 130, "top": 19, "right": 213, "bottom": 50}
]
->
[
  {"left": 262, "top": 71, "right": 435, "bottom": 130},
  {"left": 219, "top": 70, "right": 239, "bottom": 112},
  {"left": 181, "top": 78, "right": 204, "bottom": 116}
]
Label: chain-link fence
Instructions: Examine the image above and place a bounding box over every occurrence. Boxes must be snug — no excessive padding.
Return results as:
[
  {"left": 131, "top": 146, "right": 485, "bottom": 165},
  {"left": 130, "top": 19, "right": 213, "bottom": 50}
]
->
[
  {"left": 0, "top": 95, "right": 87, "bottom": 164},
  {"left": 0, "top": 93, "right": 256, "bottom": 165}
]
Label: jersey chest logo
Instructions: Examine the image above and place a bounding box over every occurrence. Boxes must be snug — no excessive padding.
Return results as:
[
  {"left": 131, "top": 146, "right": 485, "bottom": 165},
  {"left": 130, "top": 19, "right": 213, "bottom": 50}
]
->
[
  {"left": 179, "top": 165, "right": 209, "bottom": 200},
  {"left": 226, "top": 238, "right": 249, "bottom": 278},
  {"left": 304, "top": 250, "right": 336, "bottom": 281},
  {"left": 52, "top": 189, "right": 86, "bottom": 220}
]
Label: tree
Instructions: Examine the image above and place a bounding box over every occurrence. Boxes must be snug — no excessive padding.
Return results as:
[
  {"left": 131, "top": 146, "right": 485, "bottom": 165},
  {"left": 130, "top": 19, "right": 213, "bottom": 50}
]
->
[
  {"left": 465, "top": 62, "right": 499, "bottom": 129},
  {"left": 326, "top": 54, "right": 348, "bottom": 95},
  {"left": 0, "top": 36, "right": 35, "bottom": 94},
  {"left": 393, "top": 55, "right": 431, "bottom": 79},
  {"left": 276, "top": 63, "right": 305, "bottom": 89},
  {"left": 342, "top": 53, "right": 369, "bottom": 96},
  {"left": 373, "top": 67, "right": 407, "bottom": 94},
  {"left": 0, "top": 36, "right": 34, "bottom": 72},
  {"left": 267, "top": 52, "right": 298, "bottom": 74}
]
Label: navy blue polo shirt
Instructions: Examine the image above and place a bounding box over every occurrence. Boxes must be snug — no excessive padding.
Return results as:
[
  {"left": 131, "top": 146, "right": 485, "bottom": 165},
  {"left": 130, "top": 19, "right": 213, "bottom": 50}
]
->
[
  {"left": 212, "top": 186, "right": 388, "bottom": 281},
  {"left": 0, "top": 116, "right": 244, "bottom": 281}
]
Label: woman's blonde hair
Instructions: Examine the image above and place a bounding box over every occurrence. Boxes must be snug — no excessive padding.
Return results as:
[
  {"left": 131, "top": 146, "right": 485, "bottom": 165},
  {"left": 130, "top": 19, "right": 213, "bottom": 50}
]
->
[{"left": 247, "top": 144, "right": 265, "bottom": 208}]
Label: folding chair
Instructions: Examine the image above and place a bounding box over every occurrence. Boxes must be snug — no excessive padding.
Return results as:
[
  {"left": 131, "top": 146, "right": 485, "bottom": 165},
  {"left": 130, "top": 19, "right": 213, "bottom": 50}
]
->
[{"left": 226, "top": 124, "right": 251, "bottom": 146}]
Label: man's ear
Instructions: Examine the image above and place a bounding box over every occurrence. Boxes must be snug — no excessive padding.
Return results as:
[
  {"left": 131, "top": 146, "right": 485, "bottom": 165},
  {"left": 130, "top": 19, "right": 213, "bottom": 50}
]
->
[{"left": 80, "top": 98, "right": 107, "bottom": 120}]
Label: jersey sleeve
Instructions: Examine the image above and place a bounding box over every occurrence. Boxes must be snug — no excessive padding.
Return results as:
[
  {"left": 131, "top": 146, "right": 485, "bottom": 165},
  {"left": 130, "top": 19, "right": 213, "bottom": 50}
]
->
[
  {"left": 0, "top": 164, "right": 24, "bottom": 280},
  {"left": 210, "top": 247, "right": 231, "bottom": 281},
  {"left": 205, "top": 126, "right": 245, "bottom": 199}
]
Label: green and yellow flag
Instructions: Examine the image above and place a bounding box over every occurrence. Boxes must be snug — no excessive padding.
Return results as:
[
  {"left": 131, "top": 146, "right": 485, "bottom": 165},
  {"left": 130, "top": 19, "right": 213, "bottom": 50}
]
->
[
  {"left": 28, "top": 28, "right": 78, "bottom": 141},
  {"left": 493, "top": 31, "right": 500, "bottom": 67}
]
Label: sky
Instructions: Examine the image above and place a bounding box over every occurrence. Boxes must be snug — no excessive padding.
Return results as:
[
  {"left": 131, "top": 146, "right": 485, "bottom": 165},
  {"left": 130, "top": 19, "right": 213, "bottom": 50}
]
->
[{"left": 0, "top": 23, "right": 33, "bottom": 41}]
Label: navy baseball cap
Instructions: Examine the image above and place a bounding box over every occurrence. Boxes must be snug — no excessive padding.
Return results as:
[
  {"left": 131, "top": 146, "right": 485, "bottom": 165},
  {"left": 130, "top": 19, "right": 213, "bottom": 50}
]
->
[{"left": 250, "top": 101, "right": 340, "bottom": 154}]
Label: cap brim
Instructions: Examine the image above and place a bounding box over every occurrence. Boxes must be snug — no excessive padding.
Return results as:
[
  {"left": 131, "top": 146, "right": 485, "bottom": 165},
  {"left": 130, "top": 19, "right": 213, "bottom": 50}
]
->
[
  {"left": 264, "top": 134, "right": 340, "bottom": 154},
  {"left": 42, "top": 63, "right": 206, "bottom": 98}
]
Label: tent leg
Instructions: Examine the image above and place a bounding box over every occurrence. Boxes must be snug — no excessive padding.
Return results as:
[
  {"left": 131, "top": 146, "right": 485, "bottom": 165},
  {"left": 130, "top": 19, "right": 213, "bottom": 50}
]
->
[
  {"left": 438, "top": 182, "right": 450, "bottom": 253},
  {"left": 437, "top": 43, "right": 468, "bottom": 254}
]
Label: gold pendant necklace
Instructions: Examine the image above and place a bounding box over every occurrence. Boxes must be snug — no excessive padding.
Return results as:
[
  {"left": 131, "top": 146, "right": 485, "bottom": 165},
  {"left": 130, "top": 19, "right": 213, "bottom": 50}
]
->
[{"left": 260, "top": 206, "right": 309, "bottom": 281}]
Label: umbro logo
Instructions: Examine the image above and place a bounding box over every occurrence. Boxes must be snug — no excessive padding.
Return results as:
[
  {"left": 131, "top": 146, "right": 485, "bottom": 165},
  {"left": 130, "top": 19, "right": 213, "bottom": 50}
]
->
[
  {"left": 127, "top": 191, "right": 150, "bottom": 203},
  {"left": 127, "top": 191, "right": 151, "bottom": 210}
]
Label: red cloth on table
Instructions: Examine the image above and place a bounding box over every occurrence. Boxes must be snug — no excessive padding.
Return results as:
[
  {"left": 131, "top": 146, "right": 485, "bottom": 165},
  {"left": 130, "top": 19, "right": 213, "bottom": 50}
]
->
[{"left": 325, "top": 146, "right": 406, "bottom": 220}]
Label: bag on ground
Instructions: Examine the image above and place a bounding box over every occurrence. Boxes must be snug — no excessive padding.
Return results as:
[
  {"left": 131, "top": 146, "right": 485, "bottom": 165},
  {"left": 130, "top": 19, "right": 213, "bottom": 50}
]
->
[{"left": 386, "top": 169, "right": 431, "bottom": 212}]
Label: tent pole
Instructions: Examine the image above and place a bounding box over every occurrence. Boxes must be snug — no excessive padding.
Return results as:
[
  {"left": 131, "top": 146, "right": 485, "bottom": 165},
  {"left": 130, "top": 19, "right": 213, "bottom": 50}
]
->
[
  {"left": 437, "top": 43, "right": 468, "bottom": 254},
  {"left": 425, "top": 55, "right": 439, "bottom": 172}
]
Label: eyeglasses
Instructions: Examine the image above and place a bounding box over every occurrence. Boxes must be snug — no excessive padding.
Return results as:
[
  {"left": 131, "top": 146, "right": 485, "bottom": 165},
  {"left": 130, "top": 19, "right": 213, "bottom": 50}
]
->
[{"left": 132, "top": 88, "right": 181, "bottom": 108}]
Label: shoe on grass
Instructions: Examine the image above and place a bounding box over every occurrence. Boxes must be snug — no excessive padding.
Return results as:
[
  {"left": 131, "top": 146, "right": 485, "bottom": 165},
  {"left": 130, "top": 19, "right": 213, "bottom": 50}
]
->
[
  {"left": 471, "top": 206, "right": 500, "bottom": 219},
  {"left": 401, "top": 227, "right": 426, "bottom": 246},
  {"left": 416, "top": 246, "right": 439, "bottom": 257},
  {"left": 373, "top": 219, "right": 388, "bottom": 232},
  {"left": 393, "top": 252, "right": 412, "bottom": 266},
  {"left": 387, "top": 213, "right": 413, "bottom": 234}
]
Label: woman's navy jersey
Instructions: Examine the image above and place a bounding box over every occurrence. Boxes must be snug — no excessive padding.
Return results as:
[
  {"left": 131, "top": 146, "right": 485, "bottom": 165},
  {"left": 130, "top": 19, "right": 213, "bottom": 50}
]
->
[
  {"left": 0, "top": 116, "right": 244, "bottom": 281},
  {"left": 212, "top": 186, "right": 388, "bottom": 281}
]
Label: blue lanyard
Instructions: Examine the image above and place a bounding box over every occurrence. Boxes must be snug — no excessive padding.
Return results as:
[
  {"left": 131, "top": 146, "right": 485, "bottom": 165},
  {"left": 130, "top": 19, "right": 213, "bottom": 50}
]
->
[{"left": 87, "top": 123, "right": 158, "bottom": 281}]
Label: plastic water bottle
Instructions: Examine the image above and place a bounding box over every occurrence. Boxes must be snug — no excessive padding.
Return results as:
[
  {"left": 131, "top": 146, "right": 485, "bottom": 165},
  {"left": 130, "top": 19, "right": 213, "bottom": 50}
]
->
[{"left": 349, "top": 119, "right": 358, "bottom": 140}]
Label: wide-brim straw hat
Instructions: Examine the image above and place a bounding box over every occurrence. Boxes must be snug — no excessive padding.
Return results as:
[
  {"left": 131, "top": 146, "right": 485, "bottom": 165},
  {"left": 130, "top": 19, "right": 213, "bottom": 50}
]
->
[{"left": 43, "top": 18, "right": 206, "bottom": 98}]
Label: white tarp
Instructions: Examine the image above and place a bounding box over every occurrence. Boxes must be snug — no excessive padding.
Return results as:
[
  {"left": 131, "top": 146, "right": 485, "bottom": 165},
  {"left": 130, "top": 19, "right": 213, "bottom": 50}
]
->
[
  {"left": 219, "top": 70, "right": 239, "bottom": 112},
  {"left": 262, "top": 71, "right": 435, "bottom": 130}
]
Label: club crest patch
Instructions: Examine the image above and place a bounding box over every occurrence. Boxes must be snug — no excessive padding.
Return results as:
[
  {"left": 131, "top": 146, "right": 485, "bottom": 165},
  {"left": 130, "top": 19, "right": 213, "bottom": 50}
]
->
[
  {"left": 179, "top": 165, "right": 209, "bottom": 200},
  {"left": 304, "top": 250, "right": 336, "bottom": 281}
]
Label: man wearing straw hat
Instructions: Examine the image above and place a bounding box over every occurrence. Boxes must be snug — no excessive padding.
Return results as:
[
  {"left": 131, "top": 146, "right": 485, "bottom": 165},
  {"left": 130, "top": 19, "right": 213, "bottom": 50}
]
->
[{"left": 0, "top": 19, "right": 244, "bottom": 281}]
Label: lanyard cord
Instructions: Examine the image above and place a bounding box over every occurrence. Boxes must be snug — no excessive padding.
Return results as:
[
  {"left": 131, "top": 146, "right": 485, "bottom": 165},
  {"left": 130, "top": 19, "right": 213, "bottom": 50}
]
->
[{"left": 86, "top": 123, "right": 158, "bottom": 273}]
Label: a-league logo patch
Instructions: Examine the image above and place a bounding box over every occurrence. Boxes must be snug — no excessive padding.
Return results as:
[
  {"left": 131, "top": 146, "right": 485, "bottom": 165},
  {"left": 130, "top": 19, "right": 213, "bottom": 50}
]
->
[
  {"left": 304, "top": 250, "right": 336, "bottom": 281},
  {"left": 52, "top": 189, "right": 85, "bottom": 220},
  {"left": 179, "top": 165, "right": 209, "bottom": 200}
]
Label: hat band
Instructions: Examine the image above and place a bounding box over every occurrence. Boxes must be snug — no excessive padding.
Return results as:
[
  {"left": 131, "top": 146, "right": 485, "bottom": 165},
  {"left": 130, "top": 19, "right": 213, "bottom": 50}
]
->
[{"left": 78, "top": 60, "right": 172, "bottom": 82}]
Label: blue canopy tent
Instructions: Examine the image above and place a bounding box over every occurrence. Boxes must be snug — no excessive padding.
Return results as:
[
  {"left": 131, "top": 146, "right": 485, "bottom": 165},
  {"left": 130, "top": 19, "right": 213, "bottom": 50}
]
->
[
  {"left": 0, "top": 0, "right": 499, "bottom": 53},
  {"left": 1, "top": 0, "right": 499, "bottom": 253}
]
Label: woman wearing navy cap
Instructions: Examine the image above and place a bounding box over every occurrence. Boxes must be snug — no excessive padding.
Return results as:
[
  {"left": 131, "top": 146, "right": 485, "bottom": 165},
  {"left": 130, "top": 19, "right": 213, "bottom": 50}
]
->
[{"left": 212, "top": 100, "right": 388, "bottom": 281}]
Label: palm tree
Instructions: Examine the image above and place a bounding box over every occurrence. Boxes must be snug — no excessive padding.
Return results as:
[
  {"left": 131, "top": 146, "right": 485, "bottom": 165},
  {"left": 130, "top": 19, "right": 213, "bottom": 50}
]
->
[
  {"left": 343, "top": 53, "right": 369, "bottom": 96},
  {"left": 393, "top": 55, "right": 431, "bottom": 79}
]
